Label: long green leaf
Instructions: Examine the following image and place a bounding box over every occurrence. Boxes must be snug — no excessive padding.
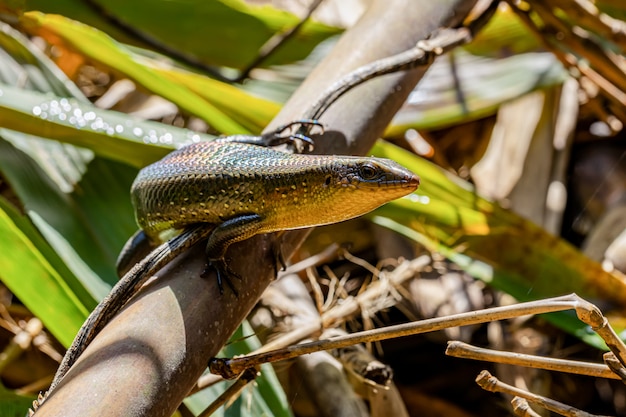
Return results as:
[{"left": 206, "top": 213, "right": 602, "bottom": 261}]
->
[
  {"left": 0, "top": 22, "right": 139, "bottom": 344},
  {"left": 23, "top": 0, "right": 340, "bottom": 69},
  {"left": 21, "top": 11, "right": 250, "bottom": 134},
  {"left": 0, "top": 196, "right": 93, "bottom": 347},
  {"left": 156, "top": 66, "right": 281, "bottom": 134},
  {"left": 0, "top": 82, "right": 196, "bottom": 167}
]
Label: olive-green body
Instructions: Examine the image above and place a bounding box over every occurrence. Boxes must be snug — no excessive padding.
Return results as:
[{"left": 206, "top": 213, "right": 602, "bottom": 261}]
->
[{"left": 131, "top": 139, "right": 419, "bottom": 256}]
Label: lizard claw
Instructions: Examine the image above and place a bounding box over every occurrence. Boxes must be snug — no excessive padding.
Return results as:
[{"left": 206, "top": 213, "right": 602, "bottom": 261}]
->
[
  {"left": 272, "top": 119, "right": 325, "bottom": 137},
  {"left": 260, "top": 119, "right": 324, "bottom": 152},
  {"left": 271, "top": 238, "right": 287, "bottom": 277},
  {"left": 203, "top": 258, "right": 241, "bottom": 296}
]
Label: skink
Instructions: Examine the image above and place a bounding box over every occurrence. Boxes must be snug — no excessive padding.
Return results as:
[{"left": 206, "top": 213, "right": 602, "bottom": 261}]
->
[
  {"left": 129, "top": 134, "right": 420, "bottom": 287},
  {"left": 38, "top": 131, "right": 419, "bottom": 405}
]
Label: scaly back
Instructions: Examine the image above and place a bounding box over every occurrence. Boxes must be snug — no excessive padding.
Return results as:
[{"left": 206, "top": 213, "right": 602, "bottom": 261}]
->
[{"left": 132, "top": 141, "right": 419, "bottom": 241}]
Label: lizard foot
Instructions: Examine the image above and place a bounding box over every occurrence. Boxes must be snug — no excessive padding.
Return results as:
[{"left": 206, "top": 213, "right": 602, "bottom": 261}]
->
[
  {"left": 261, "top": 119, "right": 325, "bottom": 152},
  {"left": 202, "top": 258, "right": 241, "bottom": 296},
  {"left": 271, "top": 119, "right": 324, "bottom": 137}
]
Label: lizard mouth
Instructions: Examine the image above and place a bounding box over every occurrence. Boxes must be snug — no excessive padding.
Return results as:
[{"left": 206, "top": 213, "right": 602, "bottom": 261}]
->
[
  {"left": 383, "top": 173, "right": 420, "bottom": 189},
  {"left": 406, "top": 174, "right": 420, "bottom": 189},
  {"left": 351, "top": 173, "right": 420, "bottom": 190}
]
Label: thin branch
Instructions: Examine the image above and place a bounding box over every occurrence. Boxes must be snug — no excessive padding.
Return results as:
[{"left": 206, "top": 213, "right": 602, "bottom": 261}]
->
[
  {"left": 300, "top": 0, "right": 500, "bottom": 126},
  {"left": 511, "top": 397, "right": 542, "bottom": 417},
  {"left": 476, "top": 370, "right": 609, "bottom": 417},
  {"left": 603, "top": 352, "right": 626, "bottom": 383},
  {"left": 506, "top": 0, "right": 626, "bottom": 124},
  {"left": 446, "top": 341, "right": 621, "bottom": 380},
  {"left": 235, "top": 0, "right": 325, "bottom": 82},
  {"left": 529, "top": 1, "right": 626, "bottom": 92},
  {"left": 210, "top": 294, "right": 626, "bottom": 379},
  {"left": 549, "top": 0, "right": 626, "bottom": 52},
  {"left": 197, "top": 368, "right": 259, "bottom": 417}
]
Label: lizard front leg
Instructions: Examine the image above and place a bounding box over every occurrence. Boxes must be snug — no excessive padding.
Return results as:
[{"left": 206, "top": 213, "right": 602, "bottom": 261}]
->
[{"left": 205, "top": 214, "right": 264, "bottom": 293}]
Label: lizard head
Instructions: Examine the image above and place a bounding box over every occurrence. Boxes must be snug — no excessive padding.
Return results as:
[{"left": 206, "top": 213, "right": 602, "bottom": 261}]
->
[
  {"left": 320, "top": 156, "right": 420, "bottom": 221},
  {"left": 267, "top": 155, "right": 420, "bottom": 230},
  {"left": 236, "top": 151, "right": 419, "bottom": 233}
]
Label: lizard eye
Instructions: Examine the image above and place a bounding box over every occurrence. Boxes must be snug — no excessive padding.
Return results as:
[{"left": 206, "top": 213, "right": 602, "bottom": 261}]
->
[{"left": 358, "top": 163, "right": 379, "bottom": 180}]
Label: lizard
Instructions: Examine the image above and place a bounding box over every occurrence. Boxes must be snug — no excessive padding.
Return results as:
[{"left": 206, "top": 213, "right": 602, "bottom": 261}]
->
[
  {"left": 33, "top": 125, "right": 419, "bottom": 411},
  {"left": 32, "top": 7, "right": 498, "bottom": 412},
  {"left": 32, "top": 26, "right": 482, "bottom": 410},
  {"left": 129, "top": 132, "right": 419, "bottom": 290}
]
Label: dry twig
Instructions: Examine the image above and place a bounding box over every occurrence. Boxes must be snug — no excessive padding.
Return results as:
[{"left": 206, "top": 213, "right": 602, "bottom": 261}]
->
[
  {"left": 209, "top": 294, "right": 626, "bottom": 380},
  {"left": 476, "top": 370, "right": 611, "bottom": 417}
]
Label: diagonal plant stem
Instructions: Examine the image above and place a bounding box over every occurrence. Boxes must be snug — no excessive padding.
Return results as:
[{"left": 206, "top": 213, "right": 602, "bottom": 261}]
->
[
  {"left": 235, "top": 0, "right": 325, "bottom": 82},
  {"left": 209, "top": 294, "right": 626, "bottom": 380},
  {"left": 511, "top": 397, "right": 543, "bottom": 417},
  {"left": 197, "top": 367, "right": 259, "bottom": 417},
  {"left": 505, "top": 0, "right": 626, "bottom": 123},
  {"left": 300, "top": 0, "right": 500, "bottom": 125},
  {"left": 445, "top": 341, "right": 621, "bottom": 380},
  {"left": 548, "top": 0, "right": 626, "bottom": 52},
  {"left": 476, "top": 370, "right": 608, "bottom": 417}
]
